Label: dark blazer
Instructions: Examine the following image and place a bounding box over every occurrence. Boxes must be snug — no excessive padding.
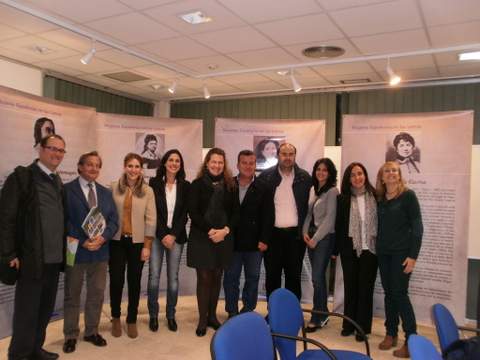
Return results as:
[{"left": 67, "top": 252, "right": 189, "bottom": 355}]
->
[
  {"left": 334, "top": 194, "right": 354, "bottom": 256},
  {"left": 257, "top": 164, "right": 312, "bottom": 244},
  {"left": 0, "top": 162, "right": 66, "bottom": 279},
  {"left": 187, "top": 176, "right": 237, "bottom": 269},
  {"left": 149, "top": 176, "right": 190, "bottom": 244},
  {"left": 234, "top": 177, "right": 267, "bottom": 252},
  {"left": 64, "top": 178, "right": 118, "bottom": 264}
]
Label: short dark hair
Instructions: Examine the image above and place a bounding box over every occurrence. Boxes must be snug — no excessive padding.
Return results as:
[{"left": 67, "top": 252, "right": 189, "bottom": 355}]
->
[
  {"left": 154, "top": 149, "right": 186, "bottom": 181},
  {"left": 237, "top": 149, "right": 255, "bottom": 163},
  {"left": 77, "top": 151, "right": 102, "bottom": 174},
  {"left": 34, "top": 117, "right": 55, "bottom": 147},
  {"left": 312, "top": 158, "right": 337, "bottom": 195},
  {"left": 340, "top": 162, "right": 376, "bottom": 197},
  {"left": 393, "top": 132, "right": 415, "bottom": 148},
  {"left": 278, "top": 142, "right": 296, "bottom": 156},
  {"left": 40, "top": 134, "right": 65, "bottom": 148}
]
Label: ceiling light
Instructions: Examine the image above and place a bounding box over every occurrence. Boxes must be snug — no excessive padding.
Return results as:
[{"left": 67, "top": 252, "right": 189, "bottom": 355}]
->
[
  {"left": 80, "top": 42, "right": 96, "bottom": 65},
  {"left": 459, "top": 51, "right": 480, "bottom": 61},
  {"left": 168, "top": 80, "right": 177, "bottom": 94},
  {"left": 277, "top": 70, "right": 289, "bottom": 76},
  {"left": 203, "top": 85, "right": 211, "bottom": 99},
  {"left": 302, "top": 45, "right": 345, "bottom": 59},
  {"left": 179, "top": 11, "right": 212, "bottom": 25},
  {"left": 290, "top": 70, "right": 302, "bottom": 93},
  {"left": 386, "top": 58, "right": 401, "bottom": 86}
]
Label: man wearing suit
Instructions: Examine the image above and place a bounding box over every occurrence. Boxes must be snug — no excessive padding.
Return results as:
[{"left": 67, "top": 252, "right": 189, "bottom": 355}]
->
[
  {"left": 62, "top": 151, "right": 118, "bottom": 354},
  {"left": 0, "top": 134, "right": 66, "bottom": 360},
  {"left": 223, "top": 150, "right": 268, "bottom": 317}
]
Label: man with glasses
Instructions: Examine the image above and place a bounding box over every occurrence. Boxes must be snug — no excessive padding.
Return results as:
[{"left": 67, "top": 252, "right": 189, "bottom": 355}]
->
[{"left": 0, "top": 134, "right": 67, "bottom": 360}]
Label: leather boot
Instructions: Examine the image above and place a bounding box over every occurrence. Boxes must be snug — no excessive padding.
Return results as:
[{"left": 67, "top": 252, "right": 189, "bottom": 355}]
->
[
  {"left": 393, "top": 342, "right": 410, "bottom": 358},
  {"left": 111, "top": 318, "right": 122, "bottom": 337},
  {"left": 127, "top": 323, "right": 138, "bottom": 339},
  {"left": 378, "top": 335, "right": 398, "bottom": 350}
]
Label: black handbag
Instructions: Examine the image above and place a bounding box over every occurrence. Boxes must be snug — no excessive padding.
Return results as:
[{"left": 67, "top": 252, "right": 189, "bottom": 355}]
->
[{"left": 0, "top": 261, "right": 18, "bottom": 285}]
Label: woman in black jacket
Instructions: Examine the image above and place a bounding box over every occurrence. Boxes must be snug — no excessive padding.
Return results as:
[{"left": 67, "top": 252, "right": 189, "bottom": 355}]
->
[
  {"left": 334, "top": 162, "right": 378, "bottom": 341},
  {"left": 147, "top": 149, "right": 190, "bottom": 333},
  {"left": 187, "top": 147, "right": 236, "bottom": 337}
]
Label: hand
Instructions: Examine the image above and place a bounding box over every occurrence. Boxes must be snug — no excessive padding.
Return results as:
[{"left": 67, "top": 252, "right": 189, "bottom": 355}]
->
[
  {"left": 402, "top": 257, "right": 416, "bottom": 274},
  {"left": 303, "top": 234, "right": 316, "bottom": 249},
  {"left": 209, "top": 228, "right": 227, "bottom": 243},
  {"left": 258, "top": 242, "right": 268, "bottom": 252},
  {"left": 141, "top": 247, "right": 150, "bottom": 261},
  {"left": 9, "top": 258, "right": 19, "bottom": 270},
  {"left": 161, "top": 235, "right": 176, "bottom": 249},
  {"left": 84, "top": 235, "right": 104, "bottom": 251},
  {"left": 331, "top": 255, "right": 337, "bottom": 260}
]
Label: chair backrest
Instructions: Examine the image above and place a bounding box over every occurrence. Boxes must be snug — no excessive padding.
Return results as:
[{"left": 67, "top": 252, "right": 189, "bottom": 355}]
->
[
  {"left": 432, "top": 303, "right": 459, "bottom": 352},
  {"left": 408, "top": 335, "right": 442, "bottom": 360},
  {"left": 211, "top": 312, "right": 274, "bottom": 360},
  {"left": 268, "top": 288, "right": 304, "bottom": 360}
]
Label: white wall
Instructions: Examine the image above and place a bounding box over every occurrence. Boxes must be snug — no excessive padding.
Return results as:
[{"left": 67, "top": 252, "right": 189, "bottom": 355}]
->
[{"left": 0, "top": 58, "right": 43, "bottom": 96}]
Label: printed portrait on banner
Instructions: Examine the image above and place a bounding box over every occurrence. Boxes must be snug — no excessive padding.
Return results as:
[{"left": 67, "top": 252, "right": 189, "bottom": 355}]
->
[
  {"left": 385, "top": 131, "right": 421, "bottom": 174},
  {"left": 253, "top": 135, "right": 286, "bottom": 171},
  {"left": 135, "top": 133, "right": 165, "bottom": 174}
]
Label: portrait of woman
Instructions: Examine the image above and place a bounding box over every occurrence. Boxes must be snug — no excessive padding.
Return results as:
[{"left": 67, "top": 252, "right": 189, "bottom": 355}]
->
[
  {"left": 109, "top": 153, "right": 157, "bottom": 339},
  {"left": 147, "top": 149, "right": 190, "bottom": 333},
  {"left": 386, "top": 132, "right": 421, "bottom": 174},
  {"left": 302, "top": 158, "right": 338, "bottom": 332},
  {"left": 254, "top": 138, "right": 280, "bottom": 170},
  {"left": 140, "top": 134, "right": 162, "bottom": 170},
  {"left": 375, "top": 161, "right": 423, "bottom": 358},
  {"left": 334, "top": 162, "right": 378, "bottom": 342},
  {"left": 187, "top": 147, "right": 236, "bottom": 337},
  {"left": 33, "top": 117, "right": 56, "bottom": 148}
]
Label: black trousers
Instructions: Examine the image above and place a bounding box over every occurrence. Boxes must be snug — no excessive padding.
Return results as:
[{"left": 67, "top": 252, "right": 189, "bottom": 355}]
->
[
  {"left": 264, "top": 227, "right": 306, "bottom": 300},
  {"left": 340, "top": 249, "right": 378, "bottom": 334},
  {"left": 109, "top": 236, "right": 145, "bottom": 323},
  {"left": 9, "top": 263, "right": 61, "bottom": 360}
]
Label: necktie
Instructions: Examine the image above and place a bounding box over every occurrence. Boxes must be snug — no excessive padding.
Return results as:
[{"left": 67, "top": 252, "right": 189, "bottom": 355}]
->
[
  {"left": 49, "top": 173, "right": 61, "bottom": 191},
  {"left": 87, "top": 182, "right": 97, "bottom": 208}
]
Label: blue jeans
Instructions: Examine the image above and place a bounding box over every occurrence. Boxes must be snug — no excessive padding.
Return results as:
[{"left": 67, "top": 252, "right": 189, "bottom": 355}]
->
[
  {"left": 147, "top": 239, "right": 184, "bottom": 319},
  {"left": 223, "top": 251, "right": 263, "bottom": 314},
  {"left": 308, "top": 233, "right": 335, "bottom": 324}
]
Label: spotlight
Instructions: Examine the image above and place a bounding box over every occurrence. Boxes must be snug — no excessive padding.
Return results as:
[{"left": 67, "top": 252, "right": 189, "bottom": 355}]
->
[
  {"left": 290, "top": 70, "right": 302, "bottom": 93},
  {"left": 81, "top": 43, "right": 96, "bottom": 65},
  {"left": 168, "top": 80, "right": 177, "bottom": 94},
  {"left": 203, "top": 85, "right": 211, "bottom": 99},
  {"left": 386, "top": 58, "right": 401, "bottom": 86}
]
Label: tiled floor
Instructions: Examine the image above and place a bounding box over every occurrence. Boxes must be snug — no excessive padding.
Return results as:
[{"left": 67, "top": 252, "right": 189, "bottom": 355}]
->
[{"left": 0, "top": 296, "right": 440, "bottom": 359}]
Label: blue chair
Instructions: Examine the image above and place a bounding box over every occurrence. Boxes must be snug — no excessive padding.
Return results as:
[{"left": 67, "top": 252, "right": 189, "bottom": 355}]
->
[
  {"left": 408, "top": 335, "right": 442, "bottom": 360},
  {"left": 432, "top": 303, "right": 480, "bottom": 357},
  {"left": 268, "top": 288, "right": 371, "bottom": 360},
  {"left": 210, "top": 312, "right": 274, "bottom": 360}
]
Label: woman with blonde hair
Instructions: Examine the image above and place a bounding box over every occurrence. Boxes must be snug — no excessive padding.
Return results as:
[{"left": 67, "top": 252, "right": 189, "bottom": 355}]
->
[
  {"left": 375, "top": 161, "right": 423, "bottom": 358},
  {"left": 187, "top": 147, "right": 236, "bottom": 337},
  {"left": 109, "top": 153, "right": 156, "bottom": 338}
]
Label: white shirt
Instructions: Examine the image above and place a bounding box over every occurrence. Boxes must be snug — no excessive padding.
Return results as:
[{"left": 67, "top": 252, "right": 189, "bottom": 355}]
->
[
  {"left": 36, "top": 160, "right": 55, "bottom": 177},
  {"left": 165, "top": 181, "right": 177, "bottom": 229},
  {"left": 357, "top": 193, "right": 368, "bottom": 250},
  {"left": 79, "top": 176, "right": 97, "bottom": 204},
  {"left": 274, "top": 168, "right": 298, "bottom": 228}
]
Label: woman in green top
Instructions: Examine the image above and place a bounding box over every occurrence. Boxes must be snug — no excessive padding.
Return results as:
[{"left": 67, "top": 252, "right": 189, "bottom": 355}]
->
[{"left": 376, "top": 161, "right": 423, "bottom": 359}]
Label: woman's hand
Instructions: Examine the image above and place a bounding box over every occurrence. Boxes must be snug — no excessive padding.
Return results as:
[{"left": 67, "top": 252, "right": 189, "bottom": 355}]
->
[
  {"left": 402, "top": 257, "right": 416, "bottom": 274},
  {"left": 303, "top": 234, "right": 316, "bottom": 249},
  {"left": 161, "top": 234, "right": 176, "bottom": 249},
  {"left": 209, "top": 228, "right": 228, "bottom": 243},
  {"left": 141, "top": 247, "right": 151, "bottom": 261},
  {"left": 9, "top": 258, "right": 19, "bottom": 270}
]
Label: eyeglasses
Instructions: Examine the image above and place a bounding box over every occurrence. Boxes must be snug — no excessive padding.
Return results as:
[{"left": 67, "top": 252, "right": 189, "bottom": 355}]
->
[{"left": 43, "top": 145, "right": 67, "bottom": 154}]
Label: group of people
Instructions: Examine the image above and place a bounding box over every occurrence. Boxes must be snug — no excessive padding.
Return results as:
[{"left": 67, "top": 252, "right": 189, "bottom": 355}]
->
[{"left": 0, "top": 131, "right": 423, "bottom": 360}]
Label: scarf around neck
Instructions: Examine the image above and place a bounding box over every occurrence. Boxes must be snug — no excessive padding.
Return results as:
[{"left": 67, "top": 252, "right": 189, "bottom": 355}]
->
[{"left": 348, "top": 187, "right": 377, "bottom": 257}]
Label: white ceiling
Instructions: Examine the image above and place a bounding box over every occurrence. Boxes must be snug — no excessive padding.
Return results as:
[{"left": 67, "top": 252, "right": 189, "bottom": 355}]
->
[{"left": 0, "top": 0, "right": 479, "bottom": 102}]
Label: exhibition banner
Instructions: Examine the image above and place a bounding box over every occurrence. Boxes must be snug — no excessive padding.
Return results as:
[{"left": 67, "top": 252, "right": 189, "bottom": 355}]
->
[
  {"left": 214, "top": 117, "right": 325, "bottom": 302},
  {"left": 337, "top": 111, "right": 473, "bottom": 324},
  {"left": 0, "top": 85, "right": 96, "bottom": 338}
]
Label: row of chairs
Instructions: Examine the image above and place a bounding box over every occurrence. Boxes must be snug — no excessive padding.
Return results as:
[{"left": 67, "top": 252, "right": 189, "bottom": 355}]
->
[{"left": 212, "top": 289, "right": 480, "bottom": 360}]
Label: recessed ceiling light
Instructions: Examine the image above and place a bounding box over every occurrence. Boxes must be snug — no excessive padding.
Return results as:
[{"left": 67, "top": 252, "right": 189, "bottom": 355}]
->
[
  {"left": 179, "top": 11, "right": 212, "bottom": 25},
  {"left": 459, "top": 51, "right": 480, "bottom": 61},
  {"left": 151, "top": 84, "right": 163, "bottom": 91},
  {"left": 207, "top": 64, "right": 218, "bottom": 70},
  {"left": 302, "top": 46, "right": 345, "bottom": 59},
  {"left": 277, "top": 70, "right": 289, "bottom": 76}
]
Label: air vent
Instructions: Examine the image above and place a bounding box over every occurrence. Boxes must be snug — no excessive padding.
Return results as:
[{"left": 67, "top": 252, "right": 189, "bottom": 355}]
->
[
  {"left": 302, "top": 46, "right": 345, "bottom": 59},
  {"left": 103, "top": 71, "right": 149, "bottom": 83}
]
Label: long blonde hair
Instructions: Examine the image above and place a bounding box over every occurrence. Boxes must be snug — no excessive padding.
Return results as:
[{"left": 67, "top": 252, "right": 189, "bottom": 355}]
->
[
  {"left": 117, "top": 153, "right": 146, "bottom": 198},
  {"left": 375, "top": 161, "right": 407, "bottom": 201},
  {"left": 197, "top": 147, "right": 235, "bottom": 191}
]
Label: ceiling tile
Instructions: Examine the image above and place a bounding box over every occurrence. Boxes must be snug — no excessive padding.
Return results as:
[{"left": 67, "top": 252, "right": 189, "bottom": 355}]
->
[
  {"left": 0, "top": 4, "right": 57, "bottom": 33},
  {"left": 138, "top": 37, "right": 217, "bottom": 61},
  {"left": 420, "top": 0, "right": 480, "bottom": 26},
  {"left": 218, "top": 0, "right": 322, "bottom": 24},
  {"left": 0, "top": 35, "right": 80, "bottom": 61},
  {"left": 214, "top": 73, "right": 271, "bottom": 84},
  {"left": 393, "top": 67, "right": 440, "bottom": 80},
  {"left": 51, "top": 55, "right": 122, "bottom": 74},
  {"left": 227, "top": 48, "right": 299, "bottom": 67},
  {"left": 21, "top": 0, "right": 131, "bottom": 23},
  {"left": 255, "top": 14, "right": 344, "bottom": 46},
  {"left": 352, "top": 29, "right": 430, "bottom": 54},
  {"left": 0, "top": 47, "right": 46, "bottom": 64},
  {"left": 330, "top": 0, "right": 422, "bottom": 37},
  {"left": 146, "top": 0, "right": 245, "bottom": 35},
  {"left": 262, "top": 67, "right": 321, "bottom": 80},
  {"left": 263, "top": 71, "right": 331, "bottom": 87},
  {"left": 323, "top": 71, "right": 383, "bottom": 83},
  {"left": 95, "top": 49, "right": 150, "bottom": 68},
  {"left": 316, "top": 0, "right": 392, "bottom": 11},
  {"left": 283, "top": 39, "right": 361, "bottom": 61},
  {"left": 132, "top": 64, "right": 178, "bottom": 79},
  {"left": 438, "top": 63, "right": 480, "bottom": 77},
  {"left": 434, "top": 51, "right": 462, "bottom": 66},
  {"left": 313, "top": 61, "right": 375, "bottom": 75},
  {"left": 0, "top": 24, "right": 26, "bottom": 41},
  {"left": 34, "top": 61, "right": 88, "bottom": 77},
  {"left": 233, "top": 81, "right": 287, "bottom": 92},
  {"left": 177, "top": 55, "right": 244, "bottom": 73},
  {"left": 368, "top": 55, "right": 436, "bottom": 71},
  {"left": 118, "top": 0, "right": 176, "bottom": 10},
  {"left": 37, "top": 29, "right": 109, "bottom": 53},
  {"left": 85, "top": 13, "right": 178, "bottom": 45},
  {"left": 171, "top": 77, "right": 229, "bottom": 89},
  {"left": 428, "top": 21, "right": 480, "bottom": 47},
  {"left": 191, "top": 26, "right": 275, "bottom": 53}
]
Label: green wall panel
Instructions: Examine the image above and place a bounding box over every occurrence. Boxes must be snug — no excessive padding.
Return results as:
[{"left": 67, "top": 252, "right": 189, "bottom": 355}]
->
[
  {"left": 171, "top": 93, "right": 337, "bottom": 148},
  {"left": 43, "top": 76, "right": 153, "bottom": 116}
]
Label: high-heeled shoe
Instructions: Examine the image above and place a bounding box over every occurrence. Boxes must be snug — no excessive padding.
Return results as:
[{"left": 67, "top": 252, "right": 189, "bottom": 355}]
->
[
  {"left": 195, "top": 327, "right": 207, "bottom": 337},
  {"left": 207, "top": 318, "right": 222, "bottom": 330}
]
